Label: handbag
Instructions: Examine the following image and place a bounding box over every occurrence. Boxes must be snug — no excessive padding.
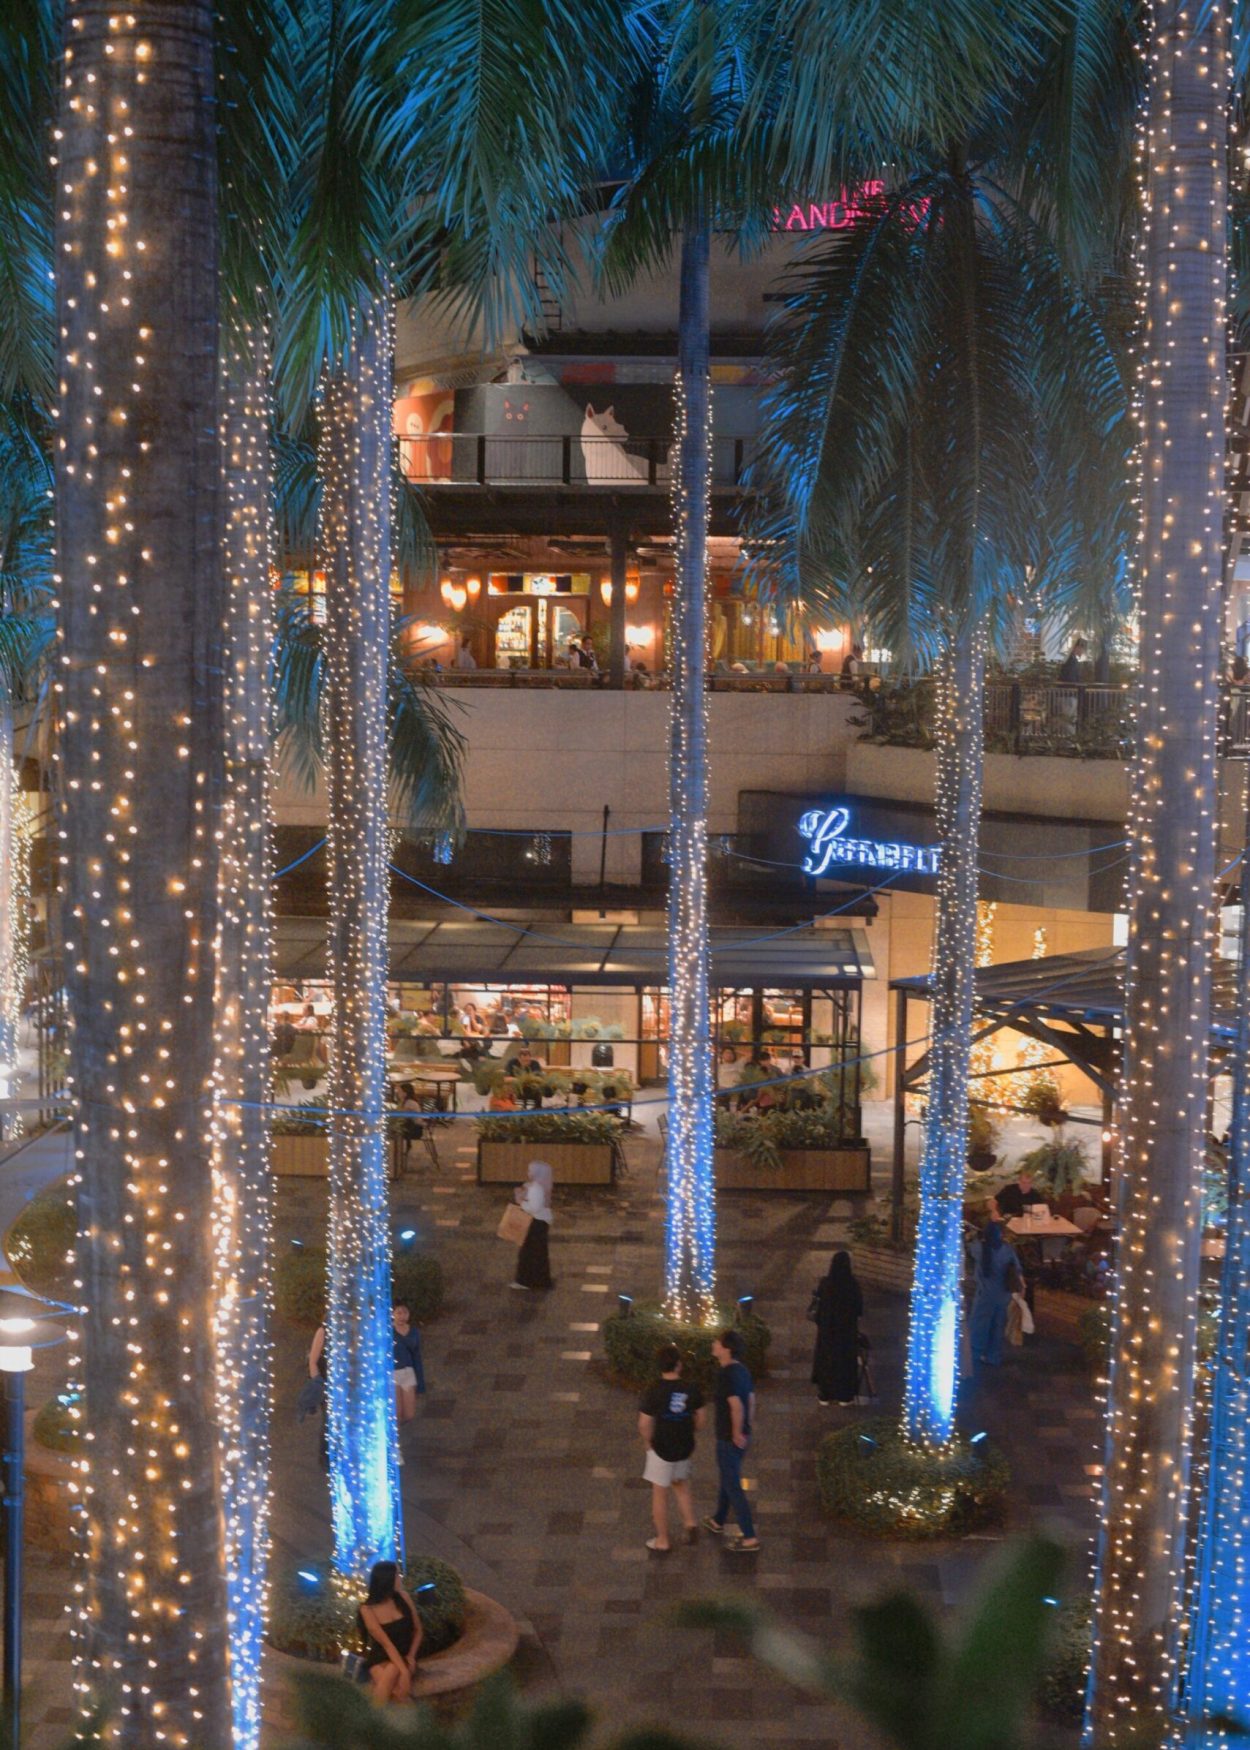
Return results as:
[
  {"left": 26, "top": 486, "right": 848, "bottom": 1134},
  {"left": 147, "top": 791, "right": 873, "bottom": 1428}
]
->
[
  {"left": 497, "top": 1201, "right": 533, "bottom": 1245},
  {"left": 340, "top": 1649, "right": 367, "bottom": 1684}
]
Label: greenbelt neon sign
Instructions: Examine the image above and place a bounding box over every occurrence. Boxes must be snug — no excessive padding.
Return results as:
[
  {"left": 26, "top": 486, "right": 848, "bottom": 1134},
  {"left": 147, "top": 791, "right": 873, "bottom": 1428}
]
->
[{"left": 797, "top": 805, "right": 939, "bottom": 877}]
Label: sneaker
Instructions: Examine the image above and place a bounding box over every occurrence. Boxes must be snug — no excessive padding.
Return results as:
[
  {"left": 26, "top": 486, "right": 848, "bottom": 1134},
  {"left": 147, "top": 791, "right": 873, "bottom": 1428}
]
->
[
  {"left": 509, "top": 1282, "right": 529, "bottom": 1291},
  {"left": 701, "top": 1516, "right": 725, "bottom": 1535},
  {"left": 818, "top": 1398, "right": 832, "bottom": 1407}
]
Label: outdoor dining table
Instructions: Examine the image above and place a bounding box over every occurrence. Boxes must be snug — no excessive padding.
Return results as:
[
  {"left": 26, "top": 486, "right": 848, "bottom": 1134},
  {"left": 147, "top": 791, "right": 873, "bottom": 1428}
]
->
[
  {"left": 408, "top": 1065, "right": 461, "bottom": 1112},
  {"left": 1008, "top": 1212, "right": 1082, "bottom": 1262}
]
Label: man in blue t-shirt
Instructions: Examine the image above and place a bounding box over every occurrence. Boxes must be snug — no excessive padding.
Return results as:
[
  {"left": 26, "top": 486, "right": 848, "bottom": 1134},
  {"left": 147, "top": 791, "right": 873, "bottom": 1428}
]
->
[{"left": 702, "top": 1329, "right": 759, "bottom": 1550}]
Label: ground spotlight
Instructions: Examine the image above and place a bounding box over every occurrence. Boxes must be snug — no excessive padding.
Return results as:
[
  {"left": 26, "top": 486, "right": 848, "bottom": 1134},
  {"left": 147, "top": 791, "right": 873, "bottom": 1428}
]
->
[
  {"left": 617, "top": 1294, "right": 634, "bottom": 1317},
  {"left": 970, "top": 1430, "right": 988, "bottom": 1446},
  {"left": 737, "top": 1294, "right": 755, "bottom": 1317},
  {"left": 397, "top": 1227, "right": 417, "bottom": 1253},
  {"left": 290, "top": 1237, "right": 305, "bottom": 1252},
  {"left": 296, "top": 1569, "right": 320, "bottom": 1592},
  {"left": 858, "top": 1434, "right": 878, "bottom": 1452}
]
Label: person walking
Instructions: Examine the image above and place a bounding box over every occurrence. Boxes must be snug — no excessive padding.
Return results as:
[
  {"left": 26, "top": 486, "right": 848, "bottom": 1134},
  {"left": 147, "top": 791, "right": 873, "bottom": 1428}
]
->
[
  {"left": 392, "top": 1300, "right": 426, "bottom": 1423},
  {"left": 638, "top": 1344, "right": 704, "bottom": 1552},
  {"left": 356, "top": 1560, "right": 423, "bottom": 1705},
  {"left": 702, "top": 1330, "right": 760, "bottom": 1551},
  {"left": 810, "top": 1250, "right": 863, "bottom": 1406},
  {"left": 511, "top": 1159, "right": 554, "bottom": 1290},
  {"left": 969, "top": 1215, "right": 1022, "bottom": 1365}
]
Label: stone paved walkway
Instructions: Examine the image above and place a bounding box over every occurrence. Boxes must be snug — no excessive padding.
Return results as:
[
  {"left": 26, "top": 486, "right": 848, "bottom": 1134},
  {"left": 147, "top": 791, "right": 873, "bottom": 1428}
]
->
[{"left": 17, "top": 1117, "right": 1098, "bottom": 1748}]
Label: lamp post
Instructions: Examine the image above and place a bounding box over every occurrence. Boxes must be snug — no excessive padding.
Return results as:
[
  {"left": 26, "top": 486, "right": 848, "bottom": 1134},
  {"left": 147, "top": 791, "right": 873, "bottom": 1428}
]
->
[{"left": 0, "top": 1288, "right": 67, "bottom": 1747}]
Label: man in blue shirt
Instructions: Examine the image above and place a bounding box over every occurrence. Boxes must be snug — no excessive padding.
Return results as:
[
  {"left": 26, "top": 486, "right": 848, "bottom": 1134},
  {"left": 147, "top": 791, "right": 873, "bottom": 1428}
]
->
[{"left": 702, "top": 1330, "right": 759, "bottom": 1551}]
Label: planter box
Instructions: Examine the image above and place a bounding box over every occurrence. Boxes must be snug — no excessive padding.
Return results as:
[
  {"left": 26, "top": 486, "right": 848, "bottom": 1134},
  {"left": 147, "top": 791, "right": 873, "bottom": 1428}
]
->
[
  {"left": 478, "top": 1140, "right": 616, "bottom": 1185},
  {"left": 714, "top": 1145, "right": 871, "bottom": 1194},
  {"left": 850, "top": 1243, "right": 915, "bottom": 1294},
  {"left": 272, "top": 1133, "right": 329, "bottom": 1177}
]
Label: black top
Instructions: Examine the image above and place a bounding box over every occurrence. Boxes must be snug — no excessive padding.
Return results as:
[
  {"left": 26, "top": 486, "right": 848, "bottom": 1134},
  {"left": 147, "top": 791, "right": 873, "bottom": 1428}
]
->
[
  {"left": 995, "top": 1182, "right": 1045, "bottom": 1220},
  {"left": 714, "top": 1361, "right": 753, "bottom": 1442},
  {"left": 640, "top": 1378, "right": 704, "bottom": 1462},
  {"left": 358, "top": 1594, "right": 418, "bottom": 1670}
]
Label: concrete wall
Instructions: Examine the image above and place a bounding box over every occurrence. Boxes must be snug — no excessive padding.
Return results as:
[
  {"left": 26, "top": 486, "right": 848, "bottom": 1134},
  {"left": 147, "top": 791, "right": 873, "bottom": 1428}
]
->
[{"left": 273, "top": 687, "right": 863, "bottom": 885}]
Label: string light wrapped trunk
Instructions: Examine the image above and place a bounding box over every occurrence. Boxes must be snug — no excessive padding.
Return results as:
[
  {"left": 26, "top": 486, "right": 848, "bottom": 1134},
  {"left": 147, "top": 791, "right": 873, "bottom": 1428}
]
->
[
  {"left": 319, "top": 297, "right": 401, "bottom": 1573},
  {"left": 211, "top": 326, "right": 275, "bottom": 1749},
  {"left": 53, "top": 1, "right": 232, "bottom": 1739},
  {"left": 1085, "top": 1, "right": 1229, "bottom": 1734},
  {"left": 0, "top": 701, "right": 31, "bottom": 1134},
  {"left": 901, "top": 625, "right": 986, "bottom": 1449},
  {"left": 663, "top": 220, "right": 717, "bottom": 1324}
]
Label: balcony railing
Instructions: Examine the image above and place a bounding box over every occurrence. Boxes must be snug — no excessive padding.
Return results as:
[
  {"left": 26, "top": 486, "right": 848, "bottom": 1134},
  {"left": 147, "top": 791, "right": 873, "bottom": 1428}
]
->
[
  {"left": 397, "top": 431, "right": 757, "bottom": 489},
  {"left": 419, "top": 670, "right": 1250, "bottom": 761}
]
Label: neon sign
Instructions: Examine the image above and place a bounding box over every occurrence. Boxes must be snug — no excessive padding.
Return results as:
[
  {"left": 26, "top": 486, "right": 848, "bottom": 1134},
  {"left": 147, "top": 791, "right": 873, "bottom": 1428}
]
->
[
  {"left": 797, "top": 805, "right": 939, "bottom": 877},
  {"left": 772, "top": 181, "right": 884, "bottom": 232}
]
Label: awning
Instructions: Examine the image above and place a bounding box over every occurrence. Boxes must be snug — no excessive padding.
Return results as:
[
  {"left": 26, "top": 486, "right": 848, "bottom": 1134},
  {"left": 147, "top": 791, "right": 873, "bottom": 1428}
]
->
[{"left": 275, "top": 916, "right": 874, "bottom": 988}]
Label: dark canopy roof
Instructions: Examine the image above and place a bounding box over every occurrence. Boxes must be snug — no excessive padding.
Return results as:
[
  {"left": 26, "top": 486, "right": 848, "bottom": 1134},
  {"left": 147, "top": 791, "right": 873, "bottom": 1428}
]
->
[
  {"left": 892, "top": 945, "right": 1240, "bottom": 1096},
  {"left": 276, "top": 916, "right": 874, "bottom": 988}
]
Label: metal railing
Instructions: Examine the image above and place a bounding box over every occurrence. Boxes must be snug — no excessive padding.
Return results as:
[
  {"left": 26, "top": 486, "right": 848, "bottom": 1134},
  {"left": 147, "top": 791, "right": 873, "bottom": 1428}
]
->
[{"left": 397, "top": 431, "right": 757, "bottom": 489}]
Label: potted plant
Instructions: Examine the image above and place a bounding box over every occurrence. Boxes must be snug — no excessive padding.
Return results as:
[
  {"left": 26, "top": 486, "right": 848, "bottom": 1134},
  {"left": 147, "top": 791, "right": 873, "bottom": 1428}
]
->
[
  {"left": 1016, "top": 1137, "right": 1088, "bottom": 1199},
  {"left": 476, "top": 1109, "right": 620, "bottom": 1185},
  {"left": 1019, "top": 1076, "right": 1068, "bottom": 1131}
]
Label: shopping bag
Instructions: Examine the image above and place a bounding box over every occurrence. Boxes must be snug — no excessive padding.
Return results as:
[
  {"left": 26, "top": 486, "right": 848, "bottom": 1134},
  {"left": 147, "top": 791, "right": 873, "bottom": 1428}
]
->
[
  {"left": 1006, "top": 1296, "right": 1024, "bottom": 1347},
  {"left": 497, "top": 1202, "right": 533, "bottom": 1245},
  {"left": 1014, "top": 1291, "right": 1035, "bottom": 1336}
]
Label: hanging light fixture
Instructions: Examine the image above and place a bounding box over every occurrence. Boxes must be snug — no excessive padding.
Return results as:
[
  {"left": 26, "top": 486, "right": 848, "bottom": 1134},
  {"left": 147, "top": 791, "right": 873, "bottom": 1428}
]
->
[
  {"left": 625, "top": 579, "right": 639, "bottom": 604},
  {"left": 448, "top": 585, "right": 467, "bottom": 612},
  {"left": 465, "top": 576, "right": 481, "bottom": 602},
  {"left": 439, "top": 577, "right": 454, "bottom": 606},
  {"left": 600, "top": 577, "right": 612, "bottom": 606}
]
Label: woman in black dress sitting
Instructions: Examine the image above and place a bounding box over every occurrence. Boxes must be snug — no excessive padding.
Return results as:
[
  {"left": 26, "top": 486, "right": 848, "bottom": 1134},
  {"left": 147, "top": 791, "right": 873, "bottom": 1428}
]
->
[{"left": 357, "top": 1560, "right": 423, "bottom": 1704}]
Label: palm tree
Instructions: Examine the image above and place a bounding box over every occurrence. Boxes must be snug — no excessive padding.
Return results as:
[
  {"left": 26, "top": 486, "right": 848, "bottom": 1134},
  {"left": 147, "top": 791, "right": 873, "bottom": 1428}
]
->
[
  {"left": 749, "top": 165, "right": 1128, "bottom": 1448},
  {"left": 54, "top": 1, "right": 232, "bottom": 1739},
  {"left": 1085, "top": 0, "right": 1230, "bottom": 1733}
]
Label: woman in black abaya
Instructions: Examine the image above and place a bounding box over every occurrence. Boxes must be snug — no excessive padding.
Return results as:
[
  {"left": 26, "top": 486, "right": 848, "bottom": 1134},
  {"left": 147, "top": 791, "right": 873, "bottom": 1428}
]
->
[{"left": 810, "top": 1250, "right": 863, "bottom": 1405}]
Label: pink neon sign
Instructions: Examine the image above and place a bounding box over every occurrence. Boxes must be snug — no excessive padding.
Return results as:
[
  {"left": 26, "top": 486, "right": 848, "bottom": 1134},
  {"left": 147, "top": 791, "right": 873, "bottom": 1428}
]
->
[
  {"left": 772, "top": 181, "right": 885, "bottom": 232},
  {"left": 771, "top": 180, "right": 928, "bottom": 233}
]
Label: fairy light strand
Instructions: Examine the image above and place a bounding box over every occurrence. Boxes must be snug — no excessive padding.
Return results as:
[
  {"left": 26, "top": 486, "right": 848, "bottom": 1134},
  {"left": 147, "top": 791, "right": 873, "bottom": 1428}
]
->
[
  {"left": 662, "top": 224, "right": 717, "bottom": 1324},
  {"left": 319, "top": 294, "right": 402, "bottom": 1574},
  {"left": 210, "top": 319, "right": 276, "bottom": 1749},
  {"left": 1084, "top": 3, "right": 1230, "bottom": 1737},
  {"left": 901, "top": 622, "right": 988, "bottom": 1449},
  {"left": 52, "top": 2, "right": 232, "bottom": 1740}
]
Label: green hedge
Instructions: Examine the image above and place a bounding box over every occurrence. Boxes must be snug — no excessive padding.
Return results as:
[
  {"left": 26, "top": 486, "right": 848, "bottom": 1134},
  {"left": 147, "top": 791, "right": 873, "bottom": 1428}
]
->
[
  {"left": 267, "top": 1556, "right": 466, "bottom": 1664},
  {"left": 1035, "top": 1598, "right": 1090, "bottom": 1726},
  {"left": 601, "top": 1302, "right": 771, "bottom": 1394},
  {"left": 817, "top": 1417, "right": 1010, "bottom": 1538},
  {"left": 5, "top": 1181, "right": 75, "bottom": 1294},
  {"left": 275, "top": 1247, "right": 445, "bottom": 1330},
  {"left": 32, "top": 1390, "right": 83, "bottom": 1456},
  {"left": 476, "top": 1111, "right": 620, "bottom": 1145}
]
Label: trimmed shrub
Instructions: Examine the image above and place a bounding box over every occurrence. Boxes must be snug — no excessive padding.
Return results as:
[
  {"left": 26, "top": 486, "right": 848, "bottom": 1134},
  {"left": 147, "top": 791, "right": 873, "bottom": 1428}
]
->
[
  {"left": 1036, "top": 1598, "right": 1090, "bottom": 1726},
  {"left": 817, "top": 1417, "right": 1010, "bottom": 1538},
  {"left": 32, "top": 1389, "right": 83, "bottom": 1456},
  {"left": 602, "top": 1302, "right": 771, "bottom": 1394},
  {"left": 275, "top": 1247, "right": 445, "bottom": 1330},
  {"left": 6, "top": 1182, "right": 75, "bottom": 1294},
  {"left": 476, "top": 1110, "right": 620, "bottom": 1145},
  {"left": 267, "top": 1556, "right": 466, "bottom": 1663}
]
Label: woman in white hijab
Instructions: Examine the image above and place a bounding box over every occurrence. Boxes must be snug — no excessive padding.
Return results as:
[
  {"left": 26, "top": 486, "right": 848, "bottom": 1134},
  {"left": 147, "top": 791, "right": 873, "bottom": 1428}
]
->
[{"left": 511, "top": 1159, "right": 554, "bottom": 1290}]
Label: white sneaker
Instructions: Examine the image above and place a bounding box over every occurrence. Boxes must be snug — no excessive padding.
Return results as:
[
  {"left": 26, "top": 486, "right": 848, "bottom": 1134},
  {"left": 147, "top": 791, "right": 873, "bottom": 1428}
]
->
[{"left": 509, "top": 1281, "right": 529, "bottom": 1291}]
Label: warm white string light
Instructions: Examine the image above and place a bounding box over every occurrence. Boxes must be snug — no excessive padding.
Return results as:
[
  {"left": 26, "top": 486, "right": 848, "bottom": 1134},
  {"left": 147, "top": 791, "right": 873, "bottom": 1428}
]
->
[
  {"left": 210, "top": 318, "right": 275, "bottom": 1750},
  {"left": 52, "top": 2, "right": 232, "bottom": 1741},
  {"left": 319, "top": 295, "right": 402, "bottom": 1574},
  {"left": 0, "top": 713, "right": 32, "bottom": 1133},
  {"left": 1084, "top": 2, "right": 1229, "bottom": 1737}
]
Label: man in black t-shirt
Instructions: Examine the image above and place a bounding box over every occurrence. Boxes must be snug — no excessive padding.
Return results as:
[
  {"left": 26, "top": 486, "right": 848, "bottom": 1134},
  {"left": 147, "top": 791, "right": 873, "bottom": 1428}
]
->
[
  {"left": 995, "top": 1168, "right": 1045, "bottom": 1222},
  {"left": 637, "top": 1344, "right": 705, "bottom": 1552}
]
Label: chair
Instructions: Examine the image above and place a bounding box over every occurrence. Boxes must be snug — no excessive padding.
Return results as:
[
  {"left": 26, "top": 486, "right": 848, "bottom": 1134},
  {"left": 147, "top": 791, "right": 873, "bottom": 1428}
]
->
[
  {"left": 276, "top": 1032, "right": 322, "bottom": 1090},
  {"left": 1072, "top": 1206, "right": 1101, "bottom": 1235}
]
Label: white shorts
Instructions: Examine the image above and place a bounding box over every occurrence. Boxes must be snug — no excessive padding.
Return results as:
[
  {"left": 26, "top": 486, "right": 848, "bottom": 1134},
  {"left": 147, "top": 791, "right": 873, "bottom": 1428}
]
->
[
  {"left": 644, "top": 1450, "right": 692, "bottom": 1486},
  {"left": 394, "top": 1367, "right": 418, "bottom": 1391}
]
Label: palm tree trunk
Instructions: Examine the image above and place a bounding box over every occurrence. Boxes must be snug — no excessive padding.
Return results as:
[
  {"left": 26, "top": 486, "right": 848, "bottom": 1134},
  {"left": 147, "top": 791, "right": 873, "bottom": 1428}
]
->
[
  {"left": 54, "top": 2, "right": 231, "bottom": 1739},
  {"left": 663, "top": 220, "right": 717, "bottom": 1322},
  {"left": 212, "top": 328, "right": 275, "bottom": 1748},
  {"left": 320, "top": 297, "right": 401, "bottom": 1574},
  {"left": 0, "top": 698, "right": 21, "bottom": 1132},
  {"left": 901, "top": 625, "right": 986, "bottom": 1448},
  {"left": 1087, "top": 3, "right": 1228, "bottom": 1734}
]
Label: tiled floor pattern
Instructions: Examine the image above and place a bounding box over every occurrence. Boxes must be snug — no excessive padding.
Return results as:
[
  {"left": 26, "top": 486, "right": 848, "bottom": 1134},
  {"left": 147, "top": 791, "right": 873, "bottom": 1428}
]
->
[{"left": 21, "top": 1125, "right": 1096, "bottom": 1747}]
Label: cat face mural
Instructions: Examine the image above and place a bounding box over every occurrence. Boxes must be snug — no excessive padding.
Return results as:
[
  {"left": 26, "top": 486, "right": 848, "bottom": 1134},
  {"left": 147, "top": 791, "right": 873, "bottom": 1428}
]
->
[{"left": 580, "top": 403, "right": 648, "bottom": 482}]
